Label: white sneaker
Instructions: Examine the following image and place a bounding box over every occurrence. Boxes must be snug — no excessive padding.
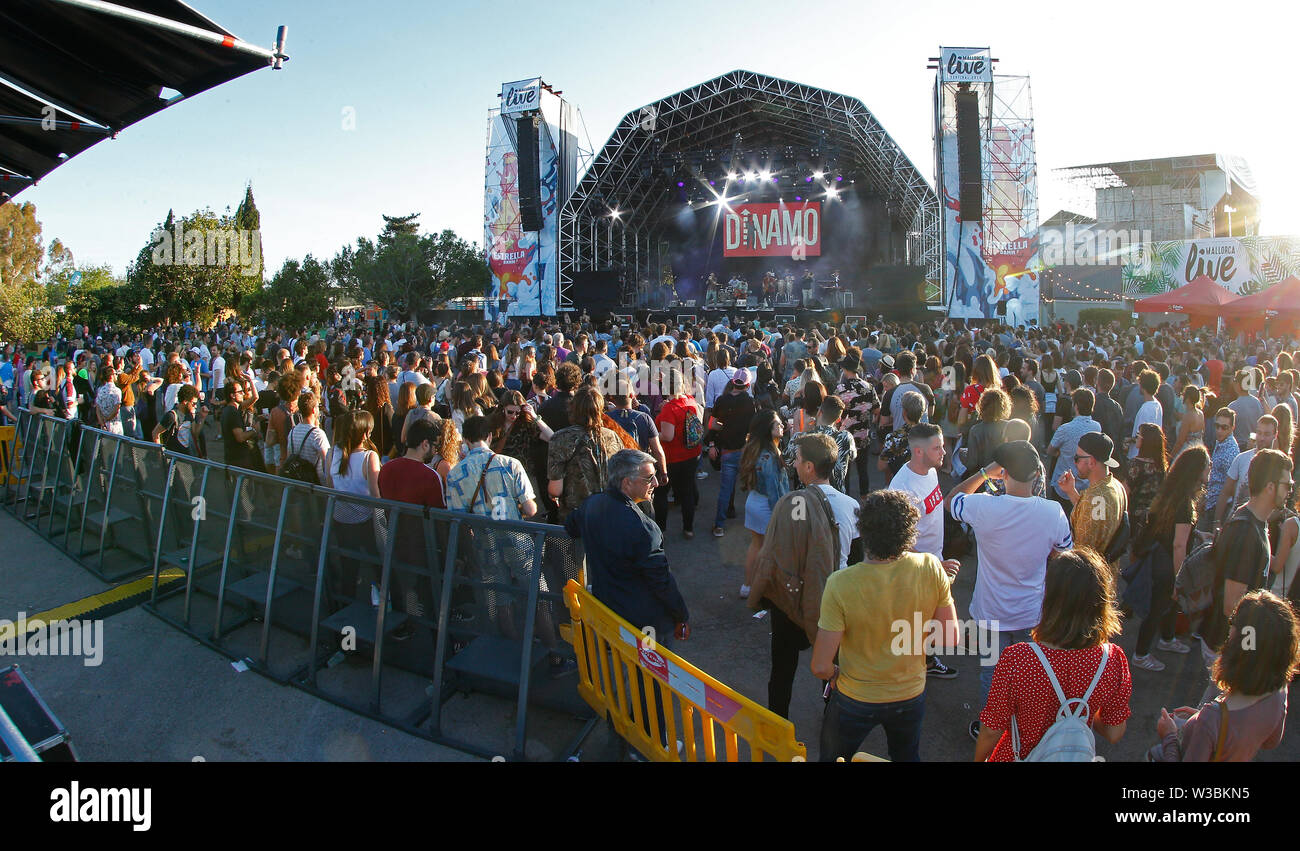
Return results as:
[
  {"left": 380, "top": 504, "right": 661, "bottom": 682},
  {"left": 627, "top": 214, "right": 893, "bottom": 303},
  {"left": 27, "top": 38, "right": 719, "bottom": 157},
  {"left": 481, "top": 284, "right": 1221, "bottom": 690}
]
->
[
  {"left": 739, "top": 584, "right": 751, "bottom": 598},
  {"left": 1157, "top": 638, "right": 1191, "bottom": 654},
  {"left": 1133, "top": 653, "right": 1166, "bottom": 672},
  {"left": 696, "top": 469, "right": 709, "bottom": 479}
]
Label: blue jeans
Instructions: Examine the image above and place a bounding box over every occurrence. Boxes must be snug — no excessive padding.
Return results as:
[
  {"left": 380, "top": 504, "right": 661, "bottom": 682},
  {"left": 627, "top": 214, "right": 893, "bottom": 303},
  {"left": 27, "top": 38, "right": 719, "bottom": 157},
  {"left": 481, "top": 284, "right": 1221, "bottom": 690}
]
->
[
  {"left": 714, "top": 449, "right": 741, "bottom": 527},
  {"left": 120, "top": 406, "right": 139, "bottom": 439},
  {"left": 820, "top": 689, "right": 925, "bottom": 762},
  {"left": 979, "top": 627, "right": 1033, "bottom": 711}
]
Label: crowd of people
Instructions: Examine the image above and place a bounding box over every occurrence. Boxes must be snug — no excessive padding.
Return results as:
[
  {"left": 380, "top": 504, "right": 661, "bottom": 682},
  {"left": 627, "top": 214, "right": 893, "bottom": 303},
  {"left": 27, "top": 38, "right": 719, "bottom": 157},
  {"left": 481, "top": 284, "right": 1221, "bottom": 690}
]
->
[{"left": 4, "top": 309, "right": 1300, "bottom": 761}]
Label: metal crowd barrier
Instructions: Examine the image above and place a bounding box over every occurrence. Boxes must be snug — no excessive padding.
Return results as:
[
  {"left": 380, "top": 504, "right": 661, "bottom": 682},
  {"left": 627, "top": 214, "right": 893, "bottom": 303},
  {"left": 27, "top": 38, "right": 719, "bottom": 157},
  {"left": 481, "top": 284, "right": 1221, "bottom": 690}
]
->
[
  {"left": 2, "top": 410, "right": 167, "bottom": 581},
  {"left": 2, "top": 408, "right": 596, "bottom": 759},
  {"left": 563, "top": 580, "right": 806, "bottom": 762}
]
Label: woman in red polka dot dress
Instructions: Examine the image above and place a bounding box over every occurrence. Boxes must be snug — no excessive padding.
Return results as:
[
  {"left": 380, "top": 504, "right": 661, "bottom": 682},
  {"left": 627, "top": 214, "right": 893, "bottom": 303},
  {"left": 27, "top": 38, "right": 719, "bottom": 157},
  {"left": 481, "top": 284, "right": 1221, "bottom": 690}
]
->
[{"left": 974, "top": 548, "right": 1133, "bottom": 761}]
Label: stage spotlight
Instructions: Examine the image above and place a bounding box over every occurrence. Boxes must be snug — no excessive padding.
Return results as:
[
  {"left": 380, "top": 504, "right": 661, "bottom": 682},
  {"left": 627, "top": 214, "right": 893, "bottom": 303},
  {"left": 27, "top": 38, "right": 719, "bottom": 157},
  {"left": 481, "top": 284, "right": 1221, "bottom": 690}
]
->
[
  {"left": 748, "top": 171, "right": 759, "bottom": 181},
  {"left": 813, "top": 170, "right": 824, "bottom": 180},
  {"left": 795, "top": 196, "right": 802, "bottom": 201},
  {"left": 805, "top": 176, "right": 813, "bottom": 183},
  {"left": 826, "top": 188, "right": 840, "bottom": 200},
  {"left": 759, "top": 170, "right": 771, "bottom": 181},
  {"left": 610, "top": 208, "right": 621, "bottom": 218},
  {"left": 835, "top": 175, "right": 843, "bottom": 182},
  {"left": 708, "top": 179, "right": 715, "bottom": 186},
  {"left": 676, "top": 181, "right": 685, "bottom": 188},
  {"left": 727, "top": 171, "right": 738, "bottom": 181}
]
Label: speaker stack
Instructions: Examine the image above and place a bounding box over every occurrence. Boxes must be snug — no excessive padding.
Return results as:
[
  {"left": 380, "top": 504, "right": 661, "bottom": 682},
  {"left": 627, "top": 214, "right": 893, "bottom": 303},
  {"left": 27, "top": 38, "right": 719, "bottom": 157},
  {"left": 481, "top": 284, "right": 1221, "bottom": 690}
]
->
[{"left": 516, "top": 115, "right": 543, "bottom": 232}]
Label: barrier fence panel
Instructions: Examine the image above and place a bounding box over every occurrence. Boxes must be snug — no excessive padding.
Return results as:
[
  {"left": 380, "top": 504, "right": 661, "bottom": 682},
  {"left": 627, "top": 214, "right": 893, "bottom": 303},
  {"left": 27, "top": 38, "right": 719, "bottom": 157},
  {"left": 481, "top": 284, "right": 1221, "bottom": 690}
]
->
[
  {"left": 563, "top": 579, "right": 806, "bottom": 762},
  {"left": 139, "top": 449, "right": 595, "bottom": 760},
  {"left": 1, "top": 411, "right": 166, "bottom": 581}
]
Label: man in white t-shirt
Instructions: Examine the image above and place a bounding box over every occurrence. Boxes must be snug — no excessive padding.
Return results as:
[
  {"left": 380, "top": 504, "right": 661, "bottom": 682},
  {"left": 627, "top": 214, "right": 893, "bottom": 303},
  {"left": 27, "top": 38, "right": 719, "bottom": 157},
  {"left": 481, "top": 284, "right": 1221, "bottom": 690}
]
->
[
  {"left": 1129, "top": 368, "right": 1163, "bottom": 458},
  {"left": 794, "top": 433, "right": 860, "bottom": 572},
  {"left": 946, "top": 439, "right": 1073, "bottom": 740},
  {"left": 210, "top": 350, "right": 227, "bottom": 401},
  {"left": 890, "top": 422, "right": 962, "bottom": 679}
]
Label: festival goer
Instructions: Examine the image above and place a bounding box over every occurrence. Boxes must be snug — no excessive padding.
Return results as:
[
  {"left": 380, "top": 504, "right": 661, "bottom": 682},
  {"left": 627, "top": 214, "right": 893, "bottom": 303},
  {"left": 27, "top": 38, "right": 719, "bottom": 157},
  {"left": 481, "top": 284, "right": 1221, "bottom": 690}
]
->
[
  {"left": 975, "top": 548, "right": 1131, "bottom": 761},
  {"left": 1125, "top": 422, "right": 1167, "bottom": 540},
  {"left": 1154, "top": 590, "right": 1296, "bottom": 762},
  {"left": 1127, "top": 443, "right": 1208, "bottom": 671},
  {"left": 652, "top": 366, "right": 704, "bottom": 539},
  {"left": 707, "top": 371, "right": 756, "bottom": 537},
  {"left": 890, "top": 422, "right": 962, "bottom": 680},
  {"left": 1201, "top": 449, "right": 1295, "bottom": 666},
  {"left": 947, "top": 440, "right": 1073, "bottom": 741},
  {"left": 547, "top": 386, "right": 624, "bottom": 523},
  {"left": 1058, "top": 431, "right": 1127, "bottom": 561},
  {"left": 812, "top": 489, "right": 958, "bottom": 761},
  {"left": 1215, "top": 414, "right": 1278, "bottom": 529}
]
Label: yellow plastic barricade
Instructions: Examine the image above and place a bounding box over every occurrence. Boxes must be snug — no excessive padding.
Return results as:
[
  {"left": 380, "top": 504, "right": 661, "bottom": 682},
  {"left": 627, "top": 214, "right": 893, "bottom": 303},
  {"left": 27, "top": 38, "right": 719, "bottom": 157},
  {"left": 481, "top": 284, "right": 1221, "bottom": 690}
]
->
[
  {"left": 0, "top": 425, "right": 16, "bottom": 486},
  {"left": 563, "top": 579, "right": 806, "bottom": 762}
]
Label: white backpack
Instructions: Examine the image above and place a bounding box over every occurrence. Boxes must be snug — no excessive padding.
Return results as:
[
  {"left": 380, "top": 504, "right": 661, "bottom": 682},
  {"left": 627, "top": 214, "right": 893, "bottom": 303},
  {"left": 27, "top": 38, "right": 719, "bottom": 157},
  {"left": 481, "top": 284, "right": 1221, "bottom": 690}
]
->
[{"left": 1011, "top": 642, "right": 1110, "bottom": 762}]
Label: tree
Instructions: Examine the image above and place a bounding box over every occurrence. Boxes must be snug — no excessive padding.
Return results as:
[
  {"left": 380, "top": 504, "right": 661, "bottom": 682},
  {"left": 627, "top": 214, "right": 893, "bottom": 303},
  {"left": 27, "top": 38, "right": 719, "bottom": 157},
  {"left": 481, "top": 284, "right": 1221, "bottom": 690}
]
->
[
  {"left": 0, "top": 200, "right": 44, "bottom": 288},
  {"left": 0, "top": 275, "right": 58, "bottom": 344},
  {"left": 126, "top": 207, "right": 261, "bottom": 327},
  {"left": 247, "top": 255, "right": 335, "bottom": 329},
  {"left": 234, "top": 183, "right": 264, "bottom": 281},
  {"left": 0, "top": 200, "right": 58, "bottom": 343},
  {"left": 64, "top": 265, "right": 134, "bottom": 329},
  {"left": 333, "top": 217, "right": 489, "bottom": 319},
  {"left": 42, "top": 239, "right": 76, "bottom": 304}
]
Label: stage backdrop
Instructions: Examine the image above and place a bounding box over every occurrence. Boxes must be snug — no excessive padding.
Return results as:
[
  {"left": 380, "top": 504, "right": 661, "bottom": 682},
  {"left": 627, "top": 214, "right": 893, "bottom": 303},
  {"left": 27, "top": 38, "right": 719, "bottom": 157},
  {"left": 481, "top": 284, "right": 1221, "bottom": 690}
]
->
[
  {"left": 483, "top": 79, "right": 578, "bottom": 319},
  {"left": 1122, "top": 236, "right": 1300, "bottom": 298}
]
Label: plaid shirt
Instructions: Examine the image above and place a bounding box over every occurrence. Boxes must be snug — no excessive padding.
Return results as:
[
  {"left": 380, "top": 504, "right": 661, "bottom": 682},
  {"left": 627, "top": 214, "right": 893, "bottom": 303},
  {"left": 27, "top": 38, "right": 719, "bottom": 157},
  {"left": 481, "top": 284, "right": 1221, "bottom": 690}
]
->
[{"left": 446, "top": 446, "right": 536, "bottom": 520}]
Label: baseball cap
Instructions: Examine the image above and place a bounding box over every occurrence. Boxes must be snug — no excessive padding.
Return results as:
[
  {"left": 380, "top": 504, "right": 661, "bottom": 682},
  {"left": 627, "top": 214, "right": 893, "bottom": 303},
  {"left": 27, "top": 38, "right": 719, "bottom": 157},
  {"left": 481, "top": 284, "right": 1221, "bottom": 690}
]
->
[
  {"left": 992, "top": 440, "right": 1042, "bottom": 483},
  {"left": 1076, "top": 432, "right": 1120, "bottom": 469},
  {"left": 731, "top": 369, "right": 752, "bottom": 387}
]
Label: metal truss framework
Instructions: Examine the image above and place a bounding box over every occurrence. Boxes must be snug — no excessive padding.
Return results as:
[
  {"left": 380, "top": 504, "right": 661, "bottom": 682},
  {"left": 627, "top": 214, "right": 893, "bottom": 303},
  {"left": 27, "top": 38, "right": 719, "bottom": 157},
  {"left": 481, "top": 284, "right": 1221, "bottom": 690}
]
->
[
  {"left": 984, "top": 75, "right": 1037, "bottom": 254},
  {"left": 559, "top": 70, "right": 940, "bottom": 310}
]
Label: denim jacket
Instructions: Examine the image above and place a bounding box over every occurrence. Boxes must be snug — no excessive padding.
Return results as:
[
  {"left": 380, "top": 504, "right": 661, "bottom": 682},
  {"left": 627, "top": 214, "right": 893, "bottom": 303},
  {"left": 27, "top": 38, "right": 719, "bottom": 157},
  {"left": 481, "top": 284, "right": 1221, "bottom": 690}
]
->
[{"left": 755, "top": 449, "right": 790, "bottom": 512}]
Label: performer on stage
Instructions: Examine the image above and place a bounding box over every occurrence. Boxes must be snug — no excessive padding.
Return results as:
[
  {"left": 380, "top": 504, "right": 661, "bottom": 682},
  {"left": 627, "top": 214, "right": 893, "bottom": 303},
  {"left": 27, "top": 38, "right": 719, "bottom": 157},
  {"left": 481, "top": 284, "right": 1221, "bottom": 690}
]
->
[
  {"left": 761, "top": 271, "right": 776, "bottom": 308},
  {"left": 704, "top": 272, "right": 720, "bottom": 307}
]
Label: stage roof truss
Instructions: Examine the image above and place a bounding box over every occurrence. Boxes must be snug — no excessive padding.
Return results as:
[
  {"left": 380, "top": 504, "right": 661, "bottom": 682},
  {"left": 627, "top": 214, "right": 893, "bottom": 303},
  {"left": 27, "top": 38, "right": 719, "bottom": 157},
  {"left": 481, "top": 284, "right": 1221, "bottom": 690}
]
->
[{"left": 560, "top": 70, "right": 939, "bottom": 311}]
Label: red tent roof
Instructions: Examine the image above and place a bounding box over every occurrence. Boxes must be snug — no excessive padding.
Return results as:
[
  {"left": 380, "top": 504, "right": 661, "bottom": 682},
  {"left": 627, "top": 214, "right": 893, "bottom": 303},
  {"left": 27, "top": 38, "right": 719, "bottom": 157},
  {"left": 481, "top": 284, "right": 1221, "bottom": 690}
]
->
[
  {"left": 1220, "top": 275, "right": 1300, "bottom": 317},
  {"left": 1220, "top": 275, "right": 1300, "bottom": 333},
  {"left": 1133, "top": 274, "right": 1240, "bottom": 314}
]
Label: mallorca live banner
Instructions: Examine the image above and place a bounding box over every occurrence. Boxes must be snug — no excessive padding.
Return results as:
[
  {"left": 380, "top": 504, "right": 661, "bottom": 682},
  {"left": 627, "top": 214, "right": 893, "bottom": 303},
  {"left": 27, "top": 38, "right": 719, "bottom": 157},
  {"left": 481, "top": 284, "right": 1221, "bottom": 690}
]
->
[
  {"left": 1122, "top": 236, "right": 1300, "bottom": 298},
  {"left": 484, "top": 79, "right": 567, "bottom": 319},
  {"left": 723, "top": 202, "right": 821, "bottom": 258}
]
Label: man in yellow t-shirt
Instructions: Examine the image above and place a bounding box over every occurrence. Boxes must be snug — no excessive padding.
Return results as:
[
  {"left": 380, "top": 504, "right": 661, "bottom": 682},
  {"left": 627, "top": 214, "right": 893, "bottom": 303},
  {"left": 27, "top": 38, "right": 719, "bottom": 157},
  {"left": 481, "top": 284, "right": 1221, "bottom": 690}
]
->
[{"left": 812, "top": 489, "right": 958, "bottom": 761}]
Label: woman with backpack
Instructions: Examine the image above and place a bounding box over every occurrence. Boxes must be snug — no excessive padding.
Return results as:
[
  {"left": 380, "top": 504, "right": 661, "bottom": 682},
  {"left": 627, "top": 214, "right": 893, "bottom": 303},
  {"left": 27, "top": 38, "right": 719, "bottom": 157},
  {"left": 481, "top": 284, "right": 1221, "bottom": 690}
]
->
[
  {"left": 1153, "top": 589, "right": 1296, "bottom": 761},
  {"left": 283, "top": 391, "right": 331, "bottom": 483},
  {"left": 653, "top": 364, "right": 705, "bottom": 539},
  {"left": 1129, "top": 444, "right": 1209, "bottom": 672},
  {"left": 546, "top": 385, "right": 624, "bottom": 524},
  {"left": 975, "top": 548, "right": 1132, "bottom": 761}
]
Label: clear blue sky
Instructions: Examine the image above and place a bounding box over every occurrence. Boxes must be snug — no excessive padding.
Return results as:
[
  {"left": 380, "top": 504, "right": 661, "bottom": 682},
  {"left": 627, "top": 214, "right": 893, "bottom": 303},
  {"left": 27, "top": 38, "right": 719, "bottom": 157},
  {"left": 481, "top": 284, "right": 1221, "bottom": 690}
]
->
[{"left": 18, "top": 0, "right": 1297, "bottom": 277}]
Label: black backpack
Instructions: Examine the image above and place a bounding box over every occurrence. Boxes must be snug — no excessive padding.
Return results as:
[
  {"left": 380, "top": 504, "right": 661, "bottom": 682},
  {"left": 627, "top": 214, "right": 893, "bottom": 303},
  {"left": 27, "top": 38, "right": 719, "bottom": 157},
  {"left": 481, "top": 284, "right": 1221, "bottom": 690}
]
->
[{"left": 280, "top": 426, "right": 321, "bottom": 485}]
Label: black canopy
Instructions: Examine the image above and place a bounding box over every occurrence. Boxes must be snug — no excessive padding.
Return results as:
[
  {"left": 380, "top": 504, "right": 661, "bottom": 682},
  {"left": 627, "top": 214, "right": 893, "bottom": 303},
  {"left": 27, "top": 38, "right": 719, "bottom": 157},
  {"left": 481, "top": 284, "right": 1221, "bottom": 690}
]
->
[{"left": 0, "top": 0, "right": 281, "bottom": 197}]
